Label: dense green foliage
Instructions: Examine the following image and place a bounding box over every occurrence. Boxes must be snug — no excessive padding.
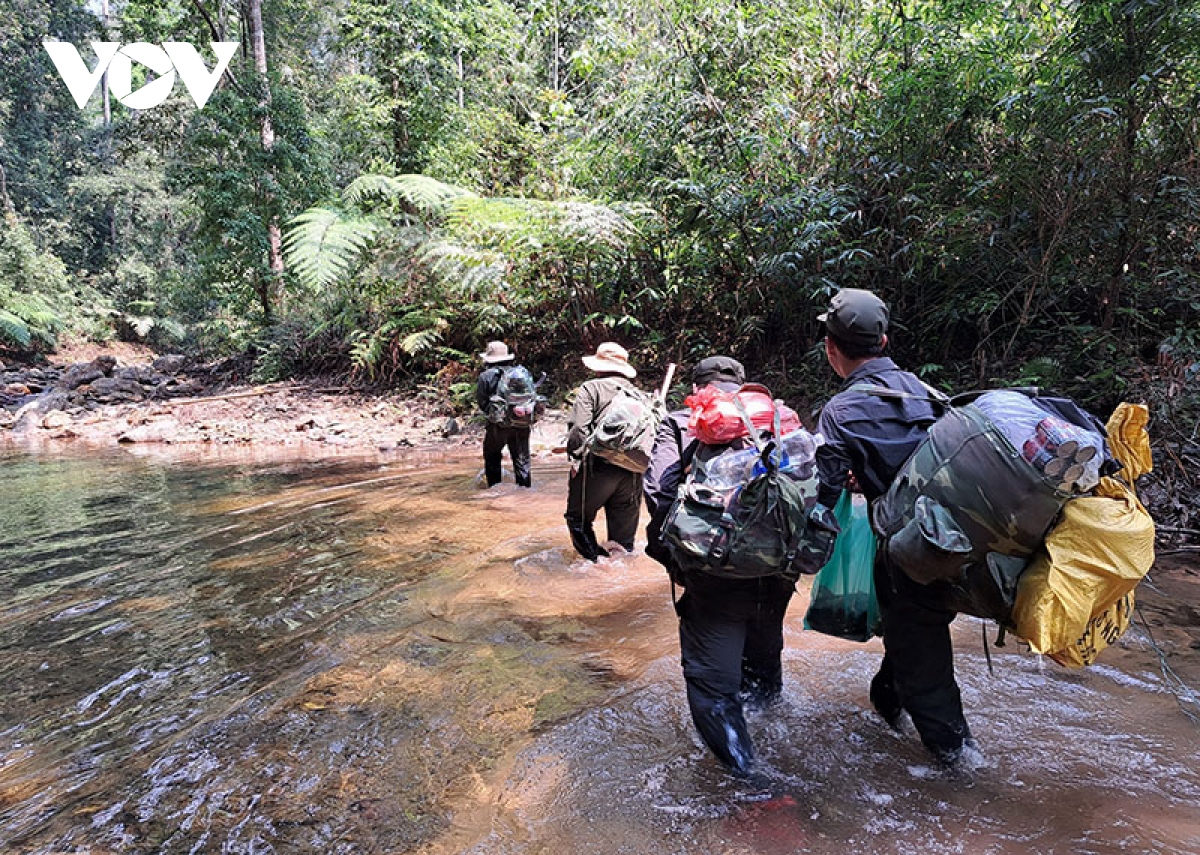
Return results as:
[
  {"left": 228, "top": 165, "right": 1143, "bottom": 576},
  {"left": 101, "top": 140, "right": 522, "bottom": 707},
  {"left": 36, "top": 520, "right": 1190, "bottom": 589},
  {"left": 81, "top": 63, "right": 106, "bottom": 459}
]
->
[{"left": 2, "top": 0, "right": 1197, "bottom": 428}]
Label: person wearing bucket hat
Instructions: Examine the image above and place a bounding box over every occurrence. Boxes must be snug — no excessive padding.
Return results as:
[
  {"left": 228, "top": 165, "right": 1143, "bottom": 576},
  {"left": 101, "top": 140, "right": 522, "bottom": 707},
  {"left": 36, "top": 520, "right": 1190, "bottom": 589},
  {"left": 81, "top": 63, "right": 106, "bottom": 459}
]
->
[
  {"left": 563, "top": 342, "right": 645, "bottom": 561},
  {"left": 814, "top": 289, "right": 981, "bottom": 767},
  {"left": 643, "top": 355, "right": 798, "bottom": 776},
  {"left": 476, "top": 341, "right": 544, "bottom": 488}
]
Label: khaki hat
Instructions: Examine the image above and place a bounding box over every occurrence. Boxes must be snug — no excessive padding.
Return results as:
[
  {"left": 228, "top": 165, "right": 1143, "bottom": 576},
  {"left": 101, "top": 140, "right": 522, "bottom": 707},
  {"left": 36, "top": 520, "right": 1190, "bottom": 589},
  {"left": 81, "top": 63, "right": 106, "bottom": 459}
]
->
[
  {"left": 582, "top": 342, "right": 637, "bottom": 379},
  {"left": 818, "top": 288, "right": 889, "bottom": 348},
  {"left": 480, "top": 341, "right": 514, "bottom": 363}
]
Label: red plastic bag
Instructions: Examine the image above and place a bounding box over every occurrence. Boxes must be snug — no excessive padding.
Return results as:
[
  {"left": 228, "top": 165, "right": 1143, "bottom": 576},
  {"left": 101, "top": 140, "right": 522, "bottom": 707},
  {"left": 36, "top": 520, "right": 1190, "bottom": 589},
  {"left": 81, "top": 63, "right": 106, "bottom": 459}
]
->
[{"left": 685, "top": 383, "right": 801, "bottom": 444}]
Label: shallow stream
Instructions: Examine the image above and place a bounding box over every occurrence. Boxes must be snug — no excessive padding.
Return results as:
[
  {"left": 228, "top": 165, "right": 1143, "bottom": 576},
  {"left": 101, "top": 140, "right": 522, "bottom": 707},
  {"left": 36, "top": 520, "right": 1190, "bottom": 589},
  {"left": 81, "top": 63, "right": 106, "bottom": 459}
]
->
[{"left": 1, "top": 446, "right": 1198, "bottom": 854}]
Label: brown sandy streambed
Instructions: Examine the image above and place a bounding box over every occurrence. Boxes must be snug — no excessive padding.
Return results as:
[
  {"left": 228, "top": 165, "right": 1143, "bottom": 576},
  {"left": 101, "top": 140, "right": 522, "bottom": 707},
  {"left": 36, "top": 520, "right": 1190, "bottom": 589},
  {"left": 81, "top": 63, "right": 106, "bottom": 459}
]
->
[{"left": 1, "top": 445, "right": 1198, "bottom": 854}]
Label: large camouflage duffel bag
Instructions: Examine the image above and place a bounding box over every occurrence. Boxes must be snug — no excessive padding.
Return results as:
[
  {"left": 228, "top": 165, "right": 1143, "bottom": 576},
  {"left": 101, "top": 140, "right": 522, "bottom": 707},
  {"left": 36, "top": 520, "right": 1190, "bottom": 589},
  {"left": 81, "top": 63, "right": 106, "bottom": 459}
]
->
[{"left": 866, "top": 386, "right": 1114, "bottom": 623}]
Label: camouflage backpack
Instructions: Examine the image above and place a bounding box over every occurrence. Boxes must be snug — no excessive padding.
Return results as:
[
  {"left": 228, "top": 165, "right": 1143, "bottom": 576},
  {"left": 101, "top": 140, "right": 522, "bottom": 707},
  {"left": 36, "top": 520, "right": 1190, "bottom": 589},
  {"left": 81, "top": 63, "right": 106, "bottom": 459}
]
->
[
  {"left": 486, "top": 366, "right": 543, "bottom": 428},
  {"left": 663, "top": 394, "right": 837, "bottom": 582},
  {"left": 584, "top": 384, "right": 664, "bottom": 473},
  {"left": 863, "top": 384, "right": 1113, "bottom": 623}
]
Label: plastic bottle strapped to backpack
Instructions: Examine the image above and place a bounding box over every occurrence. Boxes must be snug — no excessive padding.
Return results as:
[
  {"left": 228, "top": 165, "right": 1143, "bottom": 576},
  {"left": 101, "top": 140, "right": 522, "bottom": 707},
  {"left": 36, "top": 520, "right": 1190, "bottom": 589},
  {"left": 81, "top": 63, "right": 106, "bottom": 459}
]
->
[{"left": 663, "top": 388, "right": 837, "bottom": 581}]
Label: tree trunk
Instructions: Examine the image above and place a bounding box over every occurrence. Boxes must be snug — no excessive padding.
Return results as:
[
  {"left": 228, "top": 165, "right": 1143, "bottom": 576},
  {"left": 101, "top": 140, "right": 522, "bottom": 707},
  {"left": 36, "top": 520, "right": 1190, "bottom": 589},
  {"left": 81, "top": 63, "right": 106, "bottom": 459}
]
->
[
  {"left": 245, "top": 0, "right": 285, "bottom": 320},
  {"left": 0, "top": 157, "right": 13, "bottom": 214}
]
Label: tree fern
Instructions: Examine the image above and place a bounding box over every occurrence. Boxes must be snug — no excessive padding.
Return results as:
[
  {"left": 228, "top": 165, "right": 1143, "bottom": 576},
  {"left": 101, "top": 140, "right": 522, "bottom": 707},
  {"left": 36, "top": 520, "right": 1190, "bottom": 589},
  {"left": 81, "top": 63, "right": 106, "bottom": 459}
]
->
[
  {"left": 283, "top": 207, "right": 380, "bottom": 292},
  {"left": 343, "top": 174, "right": 475, "bottom": 217},
  {"left": 0, "top": 309, "right": 32, "bottom": 348}
]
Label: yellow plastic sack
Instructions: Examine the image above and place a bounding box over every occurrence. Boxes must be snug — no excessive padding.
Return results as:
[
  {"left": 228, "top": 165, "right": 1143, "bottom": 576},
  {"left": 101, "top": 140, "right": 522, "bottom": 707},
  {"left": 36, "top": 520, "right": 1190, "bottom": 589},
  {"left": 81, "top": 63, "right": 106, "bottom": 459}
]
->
[
  {"left": 1010, "top": 403, "right": 1155, "bottom": 666},
  {"left": 1048, "top": 590, "right": 1135, "bottom": 668},
  {"left": 1105, "top": 402, "right": 1153, "bottom": 484}
]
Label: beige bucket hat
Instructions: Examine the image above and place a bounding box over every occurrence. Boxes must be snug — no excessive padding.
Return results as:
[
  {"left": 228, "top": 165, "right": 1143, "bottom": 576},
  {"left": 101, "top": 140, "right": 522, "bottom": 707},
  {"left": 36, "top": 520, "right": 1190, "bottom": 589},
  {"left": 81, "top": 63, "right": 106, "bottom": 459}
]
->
[
  {"left": 480, "top": 341, "right": 514, "bottom": 363},
  {"left": 582, "top": 342, "right": 637, "bottom": 379}
]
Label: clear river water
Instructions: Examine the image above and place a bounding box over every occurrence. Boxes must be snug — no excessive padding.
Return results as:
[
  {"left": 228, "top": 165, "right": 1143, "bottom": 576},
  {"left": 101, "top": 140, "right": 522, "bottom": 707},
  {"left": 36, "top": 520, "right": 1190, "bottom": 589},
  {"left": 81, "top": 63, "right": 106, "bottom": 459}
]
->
[{"left": 1, "top": 445, "right": 1198, "bottom": 854}]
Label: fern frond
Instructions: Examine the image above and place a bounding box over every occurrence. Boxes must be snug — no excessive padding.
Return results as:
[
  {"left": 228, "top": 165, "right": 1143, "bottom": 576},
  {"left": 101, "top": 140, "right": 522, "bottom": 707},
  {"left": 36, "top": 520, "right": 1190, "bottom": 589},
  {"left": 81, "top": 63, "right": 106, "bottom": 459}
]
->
[
  {"left": 1017, "top": 356, "right": 1064, "bottom": 385},
  {"left": 560, "top": 201, "right": 639, "bottom": 252},
  {"left": 420, "top": 240, "right": 507, "bottom": 295},
  {"left": 399, "top": 318, "right": 449, "bottom": 356},
  {"left": 456, "top": 263, "right": 506, "bottom": 297},
  {"left": 469, "top": 301, "right": 513, "bottom": 335},
  {"left": 343, "top": 174, "right": 475, "bottom": 217},
  {"left": 348, "top": 328, "right": 383, "bottom": 376},
  {"left": 420, "top": 239, "right": 502, "bottom": 270},
  {"left": 0, "top": 309, "right": 32, "bottom": 348},
  {"left": 283, "top": 207, "right": 380, "bottom": 291}
]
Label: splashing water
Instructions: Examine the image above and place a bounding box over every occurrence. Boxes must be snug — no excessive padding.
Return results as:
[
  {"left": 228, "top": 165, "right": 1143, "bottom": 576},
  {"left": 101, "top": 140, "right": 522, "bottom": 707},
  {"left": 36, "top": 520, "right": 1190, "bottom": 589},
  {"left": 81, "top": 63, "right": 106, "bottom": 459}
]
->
[{"left": 1, "top": 446, "right": 1197, "bottom": 854}]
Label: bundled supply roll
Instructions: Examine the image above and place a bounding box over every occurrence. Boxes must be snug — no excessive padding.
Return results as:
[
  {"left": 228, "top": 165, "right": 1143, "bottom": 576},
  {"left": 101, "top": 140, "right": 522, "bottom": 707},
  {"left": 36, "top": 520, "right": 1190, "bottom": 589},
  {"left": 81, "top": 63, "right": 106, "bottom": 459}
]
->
[{"left": 1010, "top": 403, "right": 1156, "bottom": 666}]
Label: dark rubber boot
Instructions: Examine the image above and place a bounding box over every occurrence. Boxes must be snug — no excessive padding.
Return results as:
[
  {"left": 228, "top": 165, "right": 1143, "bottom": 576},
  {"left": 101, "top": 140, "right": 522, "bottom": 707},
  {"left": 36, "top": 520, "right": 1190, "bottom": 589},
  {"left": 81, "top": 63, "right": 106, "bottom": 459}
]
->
[
  {"left": 567, "top": 522, "right": 608, "bottom": 561},
  {"left": 870, "top": 665, "right": 904, "bottom": 731}
]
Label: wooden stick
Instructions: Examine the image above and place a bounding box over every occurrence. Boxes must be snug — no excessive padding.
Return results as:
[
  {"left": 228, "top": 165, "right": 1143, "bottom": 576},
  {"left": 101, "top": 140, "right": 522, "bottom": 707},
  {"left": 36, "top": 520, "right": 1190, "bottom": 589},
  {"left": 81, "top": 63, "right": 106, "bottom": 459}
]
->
[
  {"left": 658, "top": 362, "right": 676, "bottom": 402},
  {"left": 161, "top": 383, "right": 291, "bottom": 406}
]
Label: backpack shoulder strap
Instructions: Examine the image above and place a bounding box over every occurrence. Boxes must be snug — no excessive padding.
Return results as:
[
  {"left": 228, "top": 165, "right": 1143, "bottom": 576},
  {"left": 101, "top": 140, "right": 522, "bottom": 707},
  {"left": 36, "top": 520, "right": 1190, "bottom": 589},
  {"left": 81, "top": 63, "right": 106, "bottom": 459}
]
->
[
  {"left": 731, "top": 392, "right": 768, "bottom": 454},
  {"left": 669, "top": 415, "right": 702, "bottom": 477},
  {"left": 846, "top": 381, "right": 951, "bottom": 408},
  {"left": 496, "top": 364, "right": 517, "bottom": 386}
]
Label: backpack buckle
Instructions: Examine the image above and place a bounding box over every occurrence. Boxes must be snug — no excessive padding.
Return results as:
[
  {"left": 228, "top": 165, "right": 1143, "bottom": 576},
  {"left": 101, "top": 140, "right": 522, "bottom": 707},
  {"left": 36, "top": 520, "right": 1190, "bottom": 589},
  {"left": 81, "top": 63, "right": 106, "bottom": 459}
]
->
[{"left": 709, "top": 524, "right": 731, "bottom": 561}]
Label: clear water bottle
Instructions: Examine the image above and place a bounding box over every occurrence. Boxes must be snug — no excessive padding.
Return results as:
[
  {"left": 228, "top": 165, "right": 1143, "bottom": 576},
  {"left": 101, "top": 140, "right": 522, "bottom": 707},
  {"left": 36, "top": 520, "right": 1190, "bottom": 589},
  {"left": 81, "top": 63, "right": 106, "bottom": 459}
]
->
[
  {"left": 779, "top": 429, "right": 821, "bottom": 475},
  {"left": 703, "top": 446, "right": 760, "bottom": 489}
]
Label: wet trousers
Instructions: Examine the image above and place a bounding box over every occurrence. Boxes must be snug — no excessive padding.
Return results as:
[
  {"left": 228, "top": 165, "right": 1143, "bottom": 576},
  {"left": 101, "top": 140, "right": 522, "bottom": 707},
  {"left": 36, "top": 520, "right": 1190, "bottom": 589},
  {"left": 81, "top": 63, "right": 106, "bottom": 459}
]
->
[
  {"left": 675, "top": 574, "right": 794, "bottom": 773},
  {"left": 483, "top": 424, "right": 531, "bottom": 487},
  {"left": 564, "top": 456, "right": 641, "bottom": 558},
  {"left": 871, "top": 551, "right": 972, "bottom": 758}
]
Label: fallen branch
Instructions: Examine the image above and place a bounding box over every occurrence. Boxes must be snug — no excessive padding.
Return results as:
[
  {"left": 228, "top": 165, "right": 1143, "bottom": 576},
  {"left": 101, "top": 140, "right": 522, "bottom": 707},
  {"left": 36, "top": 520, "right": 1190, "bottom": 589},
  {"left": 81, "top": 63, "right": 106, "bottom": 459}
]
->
[
  {"left": 1156, "top": 526, "right": 1200, "bottom": 537},
  {"left": 161, "top": 382, "right": 292, "bottom": 406}
]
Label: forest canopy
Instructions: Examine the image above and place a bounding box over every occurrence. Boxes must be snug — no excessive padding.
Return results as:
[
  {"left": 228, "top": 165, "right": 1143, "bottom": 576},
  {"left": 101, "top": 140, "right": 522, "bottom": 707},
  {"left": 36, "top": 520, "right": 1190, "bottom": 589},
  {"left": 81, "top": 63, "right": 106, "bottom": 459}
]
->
[{"left": 1, "top": 0, "right": 1197, "bottom": 430}]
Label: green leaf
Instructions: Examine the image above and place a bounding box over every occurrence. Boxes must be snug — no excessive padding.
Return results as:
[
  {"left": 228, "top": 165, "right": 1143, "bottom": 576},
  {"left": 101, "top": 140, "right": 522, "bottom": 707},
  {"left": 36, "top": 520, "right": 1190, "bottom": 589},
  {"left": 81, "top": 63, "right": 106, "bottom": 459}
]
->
[
  {"left": 283, "top": 207, "right": 380, "bottom": 291},
  {"left": 0, "top": 310, "right": 33, "bottom": 348}
]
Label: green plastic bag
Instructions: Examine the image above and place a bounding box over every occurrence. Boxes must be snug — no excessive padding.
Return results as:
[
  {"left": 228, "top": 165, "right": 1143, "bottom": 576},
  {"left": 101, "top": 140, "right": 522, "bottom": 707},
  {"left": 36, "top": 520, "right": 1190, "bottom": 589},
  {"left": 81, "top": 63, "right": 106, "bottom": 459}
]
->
[{"left": 803, "top": 491, "right": 881, "bottom": 642}]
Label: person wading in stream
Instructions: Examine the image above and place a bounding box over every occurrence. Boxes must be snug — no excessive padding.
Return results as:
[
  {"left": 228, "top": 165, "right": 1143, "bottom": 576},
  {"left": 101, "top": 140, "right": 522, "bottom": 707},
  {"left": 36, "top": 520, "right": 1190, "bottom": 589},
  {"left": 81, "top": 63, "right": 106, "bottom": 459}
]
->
[
  {"left": 563, "top": 342, "right": 646, "bottom": 561},
  {"left": 476, "top": 341, "right": 542, "bottom": 488},
  {"left": 814, "top": 288, "right": 980, "bottom": 766},
  {"left": 643, "top": 355, "right": 797, "bottom": 775}
]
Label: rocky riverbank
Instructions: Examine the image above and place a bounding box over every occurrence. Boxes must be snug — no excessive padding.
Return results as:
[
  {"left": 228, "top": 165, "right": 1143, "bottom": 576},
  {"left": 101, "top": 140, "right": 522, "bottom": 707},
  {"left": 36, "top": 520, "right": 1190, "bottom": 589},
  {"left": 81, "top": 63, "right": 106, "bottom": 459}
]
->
[{"left": 0, "top": 344, "right": 569, "bottom": 457}]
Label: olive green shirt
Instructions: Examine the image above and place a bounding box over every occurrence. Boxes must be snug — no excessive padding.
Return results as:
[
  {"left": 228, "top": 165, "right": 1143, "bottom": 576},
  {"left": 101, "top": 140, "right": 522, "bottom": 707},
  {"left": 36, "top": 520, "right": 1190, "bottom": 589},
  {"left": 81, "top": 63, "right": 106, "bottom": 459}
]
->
[{"left": 565, "top": 374, "right": 639, "bottom": 460}]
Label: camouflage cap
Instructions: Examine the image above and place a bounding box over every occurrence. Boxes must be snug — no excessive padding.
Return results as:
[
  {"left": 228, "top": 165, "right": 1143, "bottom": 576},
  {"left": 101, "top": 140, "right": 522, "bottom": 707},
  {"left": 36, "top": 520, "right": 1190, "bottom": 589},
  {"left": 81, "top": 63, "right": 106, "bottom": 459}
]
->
[
  {"left": 818, "top": 289, "right": 889, "bottom": 348},
  {"left": 692, "top": 355, "right": 745, "bottom": 387}
]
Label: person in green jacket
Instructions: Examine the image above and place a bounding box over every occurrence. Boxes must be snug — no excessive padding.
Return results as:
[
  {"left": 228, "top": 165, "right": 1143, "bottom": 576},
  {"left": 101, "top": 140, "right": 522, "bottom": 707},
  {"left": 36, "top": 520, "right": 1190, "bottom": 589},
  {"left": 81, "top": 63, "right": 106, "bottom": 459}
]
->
[{"left": 563, "top": 342, "right": 644, "bottom": 561}]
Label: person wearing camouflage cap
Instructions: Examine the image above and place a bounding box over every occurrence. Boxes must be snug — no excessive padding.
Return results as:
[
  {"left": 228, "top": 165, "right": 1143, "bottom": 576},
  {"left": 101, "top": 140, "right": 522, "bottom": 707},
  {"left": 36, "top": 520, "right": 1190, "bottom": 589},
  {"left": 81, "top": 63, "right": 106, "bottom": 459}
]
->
[
  {"left": 815, "top": 288, "right": 980, "bottom": 766},
  {"left": 644, "top": 355, "right": 797, "bottom": 776}
]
